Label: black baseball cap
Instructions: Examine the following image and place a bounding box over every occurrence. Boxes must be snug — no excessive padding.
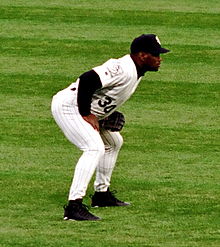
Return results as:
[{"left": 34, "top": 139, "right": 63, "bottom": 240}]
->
[{"left": 130, "top": 34, "right": 170, "bottom": 56}]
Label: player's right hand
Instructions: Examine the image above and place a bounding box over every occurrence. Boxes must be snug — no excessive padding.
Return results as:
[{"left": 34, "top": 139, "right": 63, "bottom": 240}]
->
[{"left": 82, "top": 114, "right": 99, "bottom": 131}]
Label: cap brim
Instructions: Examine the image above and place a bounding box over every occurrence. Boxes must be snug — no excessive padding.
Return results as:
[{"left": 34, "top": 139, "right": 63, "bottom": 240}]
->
[{"left": 160, "top": 47, "right": 170, "bottom": 53}]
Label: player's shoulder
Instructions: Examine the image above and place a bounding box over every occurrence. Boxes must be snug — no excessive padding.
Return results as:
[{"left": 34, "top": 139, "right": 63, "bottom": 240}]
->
[
  {"left": 93, "top": 54, "right": 136, "bottom": 86},
  {"left": 102, "top": 54, "right": 133, "bottom": 77},
  {"left": 105, "top": 58, "right": 123, "bottom": 77}
]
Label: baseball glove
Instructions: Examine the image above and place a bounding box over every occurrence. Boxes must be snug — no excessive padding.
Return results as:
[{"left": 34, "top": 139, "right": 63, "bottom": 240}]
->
[{"left": 99, "top": 111, "right": 125, "bottom": 132}]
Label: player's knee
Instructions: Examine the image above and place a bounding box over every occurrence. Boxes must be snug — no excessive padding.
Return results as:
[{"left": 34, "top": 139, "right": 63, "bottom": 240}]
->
[
  {"left": 115, "top": 134, "right": 123, "bottom": 150},
  {"left": 89, "top": 142, "right": 105, "bottom": 157},
  {"left": 109, "top": 133, "right": 123, "bottom": 151}
]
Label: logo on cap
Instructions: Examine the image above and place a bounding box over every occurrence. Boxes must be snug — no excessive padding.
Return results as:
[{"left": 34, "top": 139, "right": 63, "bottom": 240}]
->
[{"left": 155, "top": 36, "right": 161, "bottom": 45}]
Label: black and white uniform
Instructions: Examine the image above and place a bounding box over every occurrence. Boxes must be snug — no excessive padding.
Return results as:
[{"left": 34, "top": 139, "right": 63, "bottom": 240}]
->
[{"left": 51, "top": 54, "right": 142, "bottom": 200}]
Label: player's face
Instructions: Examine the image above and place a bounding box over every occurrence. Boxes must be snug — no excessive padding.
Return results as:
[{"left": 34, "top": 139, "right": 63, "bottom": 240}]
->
[{"left": 140, "top": 52, "right": 162, "bottom": 71}]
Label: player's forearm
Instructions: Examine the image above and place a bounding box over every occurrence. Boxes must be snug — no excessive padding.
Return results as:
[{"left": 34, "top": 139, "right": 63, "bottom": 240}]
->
[{"left": 77, "top": 70, "right": 102, "bottom": 116}]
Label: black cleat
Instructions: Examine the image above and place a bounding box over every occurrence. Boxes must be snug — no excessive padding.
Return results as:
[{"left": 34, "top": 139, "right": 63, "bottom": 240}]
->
[
  {"left": 91, "top": 189, "right": 130, "bottom": 207},
  {"left": 64, "top": 200, "right": 101, "bottom": 221}
]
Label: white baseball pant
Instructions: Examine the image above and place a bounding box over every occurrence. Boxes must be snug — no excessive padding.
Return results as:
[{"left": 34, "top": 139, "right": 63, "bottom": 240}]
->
[{"left": 51, "top": 88, "right": 123, "bottom": 200}]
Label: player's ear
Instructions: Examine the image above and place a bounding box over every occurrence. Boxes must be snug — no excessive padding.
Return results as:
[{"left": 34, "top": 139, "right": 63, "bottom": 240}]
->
[{"left": 139, "top": 52, "right": 149, "bottom": 61}]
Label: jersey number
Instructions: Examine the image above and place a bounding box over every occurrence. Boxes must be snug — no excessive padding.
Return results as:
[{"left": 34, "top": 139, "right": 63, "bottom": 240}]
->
[{"left": 98, "top": 96, "right": 116, "bottom": 113}]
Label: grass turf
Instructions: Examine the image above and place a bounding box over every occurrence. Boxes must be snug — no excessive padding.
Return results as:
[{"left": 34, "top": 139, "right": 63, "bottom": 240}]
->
[{"left": 0, "top": 0, "right": 220, "bottom": 246}]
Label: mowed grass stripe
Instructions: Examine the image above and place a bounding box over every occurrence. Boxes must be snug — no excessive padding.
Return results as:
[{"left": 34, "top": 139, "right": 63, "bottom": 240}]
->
[
  {"left": 1, "top": 0, "right": 220, "bottom": 14},
  {"left": 1, "top": 36, "right": 220, "bottom": 61},
  {"left": 1, "top": 6, "right": 220, "bottom": 29},
  {"left": 1, "top": 18, "right": 219, "bottom": 49},
  {"left": 0, "top": 37, "right": 129, "bottom": 58}
]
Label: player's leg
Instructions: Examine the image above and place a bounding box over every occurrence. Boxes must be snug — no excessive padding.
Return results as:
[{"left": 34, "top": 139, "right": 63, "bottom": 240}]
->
[
  {"left": 52, "top": 98, "right": 105, "bottom": 199},
  {"left": 51, "top": 97, "right": 104, "bottom": 220},
  {"left": 94, "top": 129, "right": 123, "bottom": 192},
  {"left": 91, "top": 130, "right": 130, "bottom": 207}
]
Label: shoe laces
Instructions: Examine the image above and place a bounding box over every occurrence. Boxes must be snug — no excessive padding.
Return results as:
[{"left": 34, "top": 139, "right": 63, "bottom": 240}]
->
[
  {"left": 79, "top": 203, "right": 90, "bottom": 213},
  {"left": 107, "top": 190, "right": 122, "bottom": 203},
  {"left": 69, "top": 202, "right": 93, "bottom": 217}
]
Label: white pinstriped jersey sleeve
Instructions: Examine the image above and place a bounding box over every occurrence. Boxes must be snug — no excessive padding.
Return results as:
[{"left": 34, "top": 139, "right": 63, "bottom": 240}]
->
[
  {"left": 93, "top": 58, "right": 126, "bottom": 88},
  {"left": 91, "top": 54, "right": 142, "bottom": 119}
]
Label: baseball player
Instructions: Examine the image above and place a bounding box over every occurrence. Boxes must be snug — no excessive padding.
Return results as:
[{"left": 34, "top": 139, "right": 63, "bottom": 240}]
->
[{"left": 51, "top": 34, "right": 170, "bottom": 221}]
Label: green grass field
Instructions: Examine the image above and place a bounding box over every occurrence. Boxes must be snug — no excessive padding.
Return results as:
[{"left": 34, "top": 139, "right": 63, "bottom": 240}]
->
[{"left": 0, "top": 0, "right": 220, "bottom": 246}]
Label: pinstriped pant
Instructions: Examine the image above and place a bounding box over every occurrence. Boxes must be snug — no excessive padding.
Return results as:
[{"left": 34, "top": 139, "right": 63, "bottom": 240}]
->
[{"left": 51, "top": 91, "right": 123, "bottom": 200}]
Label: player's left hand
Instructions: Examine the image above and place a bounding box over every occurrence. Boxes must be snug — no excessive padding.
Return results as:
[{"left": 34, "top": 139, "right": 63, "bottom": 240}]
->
[
  {"left": 99, "top": 111, "right": 125, "bottom": 132},
  {"left": 82, "top": 114, "right": 100, "bottom": 131}
]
